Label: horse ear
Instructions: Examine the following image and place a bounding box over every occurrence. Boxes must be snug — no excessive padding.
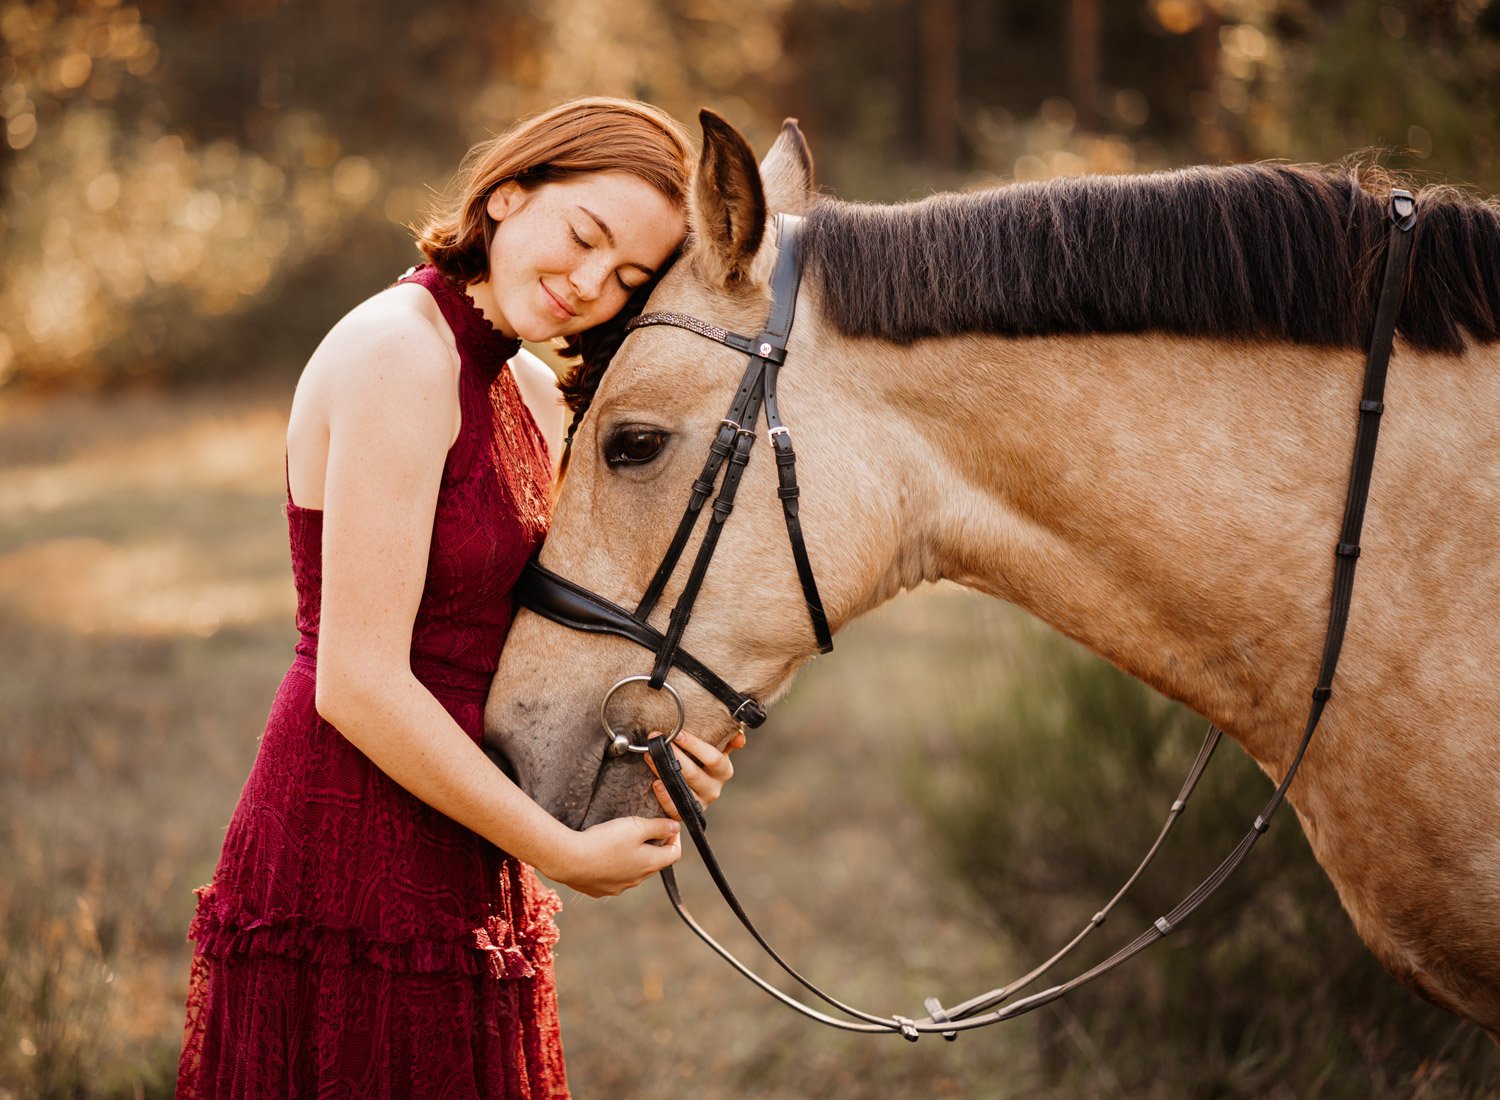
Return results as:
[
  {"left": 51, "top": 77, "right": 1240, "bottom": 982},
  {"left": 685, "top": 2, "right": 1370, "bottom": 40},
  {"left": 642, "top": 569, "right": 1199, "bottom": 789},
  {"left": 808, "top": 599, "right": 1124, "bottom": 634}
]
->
[
  {"left": 759, "top": 118, "right": 814, "bottom": 216},
  {"left": 692, "top": 108, "right": 767, "bottom": 287}
]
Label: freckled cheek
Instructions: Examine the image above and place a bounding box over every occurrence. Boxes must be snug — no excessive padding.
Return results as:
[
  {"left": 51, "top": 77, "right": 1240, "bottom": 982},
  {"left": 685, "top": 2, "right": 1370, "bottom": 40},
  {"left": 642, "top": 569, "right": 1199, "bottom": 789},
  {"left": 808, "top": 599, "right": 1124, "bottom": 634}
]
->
[
  {"left": 518, "top": 245, "right": 575, "bottom": 280},
  {"left": 591, "top": 287, "right": 632, "bottom": 324}
]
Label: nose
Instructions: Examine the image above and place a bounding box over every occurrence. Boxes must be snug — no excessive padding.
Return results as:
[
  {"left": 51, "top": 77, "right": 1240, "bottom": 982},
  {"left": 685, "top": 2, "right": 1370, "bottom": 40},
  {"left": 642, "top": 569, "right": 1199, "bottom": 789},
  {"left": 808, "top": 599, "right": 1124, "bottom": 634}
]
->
[{"left": 569, "top": 257, "right": 609, "bottom": 303}]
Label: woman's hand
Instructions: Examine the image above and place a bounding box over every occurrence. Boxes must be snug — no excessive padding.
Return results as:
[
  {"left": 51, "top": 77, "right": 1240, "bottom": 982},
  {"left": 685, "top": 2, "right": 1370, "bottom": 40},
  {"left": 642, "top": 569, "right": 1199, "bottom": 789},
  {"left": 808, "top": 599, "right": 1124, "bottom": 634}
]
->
[
  {"left": 543, "top": 817, "right": 683, "bottom": 898},
  {"left": 645, "top": 728, "right": 746, "bottom": 821}
]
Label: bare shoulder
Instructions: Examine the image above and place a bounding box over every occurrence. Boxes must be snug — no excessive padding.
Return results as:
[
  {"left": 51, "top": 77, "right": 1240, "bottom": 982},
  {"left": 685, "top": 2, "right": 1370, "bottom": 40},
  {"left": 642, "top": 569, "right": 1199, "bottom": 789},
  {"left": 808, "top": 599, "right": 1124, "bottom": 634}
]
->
[
  {"left": 295, "top": 285, "right": 461, "bottom": 425},
  {"left": 286, "top": 284, "right": 464, "bottom": 505},
  {"left": 508, "top": 347, "right": 568, "bottom": 468},
  {"left": 318, "top": 285, "right": 457, "bottom": 389}
]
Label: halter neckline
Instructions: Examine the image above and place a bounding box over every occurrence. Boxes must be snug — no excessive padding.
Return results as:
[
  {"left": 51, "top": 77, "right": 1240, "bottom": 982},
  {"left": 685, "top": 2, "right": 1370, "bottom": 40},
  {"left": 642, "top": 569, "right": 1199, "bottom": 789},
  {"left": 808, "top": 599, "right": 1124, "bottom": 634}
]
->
[{"left": 400, "top": 264, "right": 520, "bottom": 380}]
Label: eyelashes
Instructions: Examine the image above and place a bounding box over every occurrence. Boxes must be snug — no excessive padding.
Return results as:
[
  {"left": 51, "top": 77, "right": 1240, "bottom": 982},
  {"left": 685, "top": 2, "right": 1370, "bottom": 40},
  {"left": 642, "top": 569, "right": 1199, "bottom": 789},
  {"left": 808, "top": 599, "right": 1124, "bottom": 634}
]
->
[{"left": 567, "top": 224, "right": 643, "bottom": 293}]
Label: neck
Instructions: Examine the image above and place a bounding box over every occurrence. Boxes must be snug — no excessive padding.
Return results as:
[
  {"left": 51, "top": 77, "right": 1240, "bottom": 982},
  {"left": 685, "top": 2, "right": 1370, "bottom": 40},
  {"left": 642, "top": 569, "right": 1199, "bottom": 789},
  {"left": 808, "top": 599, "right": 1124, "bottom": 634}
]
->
[
  {"left": 859, "top": 330, "right": 1380, "bottom": 772},
  {"left": 461, "top": 278, "right": 519, "bottom": 339},
  {"left": 785, "top": 226, "right": 1500, "bottom": 1029}
]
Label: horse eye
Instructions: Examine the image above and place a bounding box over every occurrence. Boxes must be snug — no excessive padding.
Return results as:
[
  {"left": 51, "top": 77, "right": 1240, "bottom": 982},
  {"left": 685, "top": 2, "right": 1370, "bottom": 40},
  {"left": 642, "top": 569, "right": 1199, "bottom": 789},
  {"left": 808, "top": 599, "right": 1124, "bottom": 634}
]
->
[{"left": 605, "top": 427, "right": 667, "bottom": 467}]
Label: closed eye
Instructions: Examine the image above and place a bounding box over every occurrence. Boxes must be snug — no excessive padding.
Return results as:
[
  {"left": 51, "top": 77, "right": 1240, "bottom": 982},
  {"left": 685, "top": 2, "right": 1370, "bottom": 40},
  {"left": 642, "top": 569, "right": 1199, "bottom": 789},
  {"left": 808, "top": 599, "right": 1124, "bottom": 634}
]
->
[
  {"left": 571, "top": 225, "right": 644, "bottom": 292},
  {"left": 604, "top": 427, "right": 668, "bottom": 467}
]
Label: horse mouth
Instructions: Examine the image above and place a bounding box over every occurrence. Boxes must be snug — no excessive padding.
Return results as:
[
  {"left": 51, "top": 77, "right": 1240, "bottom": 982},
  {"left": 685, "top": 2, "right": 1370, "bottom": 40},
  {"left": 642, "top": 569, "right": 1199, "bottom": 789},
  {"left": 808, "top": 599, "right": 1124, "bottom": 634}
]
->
[
  {"left": 578, "top": 749, "right": 664, "bottom": 829},
  {"left": 574, "top": 747, "right": 610, "bottom": 830}
]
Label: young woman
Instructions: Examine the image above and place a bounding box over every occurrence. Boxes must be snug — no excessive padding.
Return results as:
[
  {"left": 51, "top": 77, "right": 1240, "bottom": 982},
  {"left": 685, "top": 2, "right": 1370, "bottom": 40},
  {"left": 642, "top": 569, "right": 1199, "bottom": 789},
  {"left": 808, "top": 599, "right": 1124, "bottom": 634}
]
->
[{"left": 177, "top": 97, "right": 738, "bottom": 1099}]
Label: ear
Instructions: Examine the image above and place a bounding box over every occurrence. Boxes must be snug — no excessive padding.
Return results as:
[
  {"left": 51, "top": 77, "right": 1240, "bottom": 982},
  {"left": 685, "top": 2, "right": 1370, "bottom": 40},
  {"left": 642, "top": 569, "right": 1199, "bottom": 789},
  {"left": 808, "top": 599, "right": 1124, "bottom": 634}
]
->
[
  {"left": 759, "top": 118, "right": 814, "bottom": 216},
  {"left": 486, "top": 180, "right": 526, "bottom": 222},
  {"left": 692, "top": 109, "right": 767, "bottom": 287}
]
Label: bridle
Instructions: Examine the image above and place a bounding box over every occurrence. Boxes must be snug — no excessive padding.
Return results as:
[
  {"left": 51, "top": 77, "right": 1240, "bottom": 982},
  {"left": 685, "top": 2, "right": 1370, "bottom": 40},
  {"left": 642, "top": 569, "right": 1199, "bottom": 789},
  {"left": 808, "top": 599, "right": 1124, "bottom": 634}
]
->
[
  {"left": 515, "top": 192, "right": 1419, "bottom": 1038},
  {"left": 517, "top": 213, "right": 830, "bottom": 754}
]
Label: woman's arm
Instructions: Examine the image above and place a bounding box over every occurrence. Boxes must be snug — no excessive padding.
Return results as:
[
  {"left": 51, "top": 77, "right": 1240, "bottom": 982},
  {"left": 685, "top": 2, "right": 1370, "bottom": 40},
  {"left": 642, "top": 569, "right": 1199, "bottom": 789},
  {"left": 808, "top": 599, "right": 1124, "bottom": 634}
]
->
[
  {"left": 306, "top": 307, "right": 680, "bottom": 897},
  {"left": 509, "top": 348, "right": 568, "bottom": 481}
]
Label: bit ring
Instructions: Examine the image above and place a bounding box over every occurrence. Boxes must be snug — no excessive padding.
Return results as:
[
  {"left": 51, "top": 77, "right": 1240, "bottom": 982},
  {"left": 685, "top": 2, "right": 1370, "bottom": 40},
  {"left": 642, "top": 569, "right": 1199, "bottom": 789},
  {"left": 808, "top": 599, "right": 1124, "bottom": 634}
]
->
[{"left": 600, "top": 676, "right": 685, "bottom": 757}]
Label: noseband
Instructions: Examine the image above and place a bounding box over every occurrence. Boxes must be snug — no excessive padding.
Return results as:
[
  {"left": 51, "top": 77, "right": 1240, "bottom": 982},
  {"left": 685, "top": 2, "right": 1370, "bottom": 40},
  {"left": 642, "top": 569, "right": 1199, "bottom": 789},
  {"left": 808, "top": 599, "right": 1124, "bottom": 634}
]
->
[
  {"left": 516, "top": 213, "right": 831, "bottom": 755},
  {"left": 515, "top": 194, "right": 1420, "bottom": 1038}
]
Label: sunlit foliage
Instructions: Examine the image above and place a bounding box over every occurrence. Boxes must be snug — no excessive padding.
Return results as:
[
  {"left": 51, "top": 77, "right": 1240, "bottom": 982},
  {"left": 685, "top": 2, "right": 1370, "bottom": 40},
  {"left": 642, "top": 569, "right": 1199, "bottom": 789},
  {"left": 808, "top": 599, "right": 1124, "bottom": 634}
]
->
[{"left": 2, "top": 0, "right": 1496, "bottom": 388}]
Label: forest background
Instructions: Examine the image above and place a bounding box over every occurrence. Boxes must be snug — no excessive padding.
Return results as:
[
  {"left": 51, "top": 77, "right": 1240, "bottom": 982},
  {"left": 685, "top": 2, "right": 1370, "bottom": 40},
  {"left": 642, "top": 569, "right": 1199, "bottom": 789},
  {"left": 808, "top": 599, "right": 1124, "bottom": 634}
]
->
[{"left": 2, "top": 0, "right": 1499, "bottom": 1097}]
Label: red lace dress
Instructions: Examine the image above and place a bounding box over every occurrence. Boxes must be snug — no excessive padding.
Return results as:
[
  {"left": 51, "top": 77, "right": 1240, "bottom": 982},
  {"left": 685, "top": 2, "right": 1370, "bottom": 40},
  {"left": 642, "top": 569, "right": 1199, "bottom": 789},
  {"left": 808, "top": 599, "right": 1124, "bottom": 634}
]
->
[{"left": 177, "top": 265, "right": 567, "bottom": 1099}]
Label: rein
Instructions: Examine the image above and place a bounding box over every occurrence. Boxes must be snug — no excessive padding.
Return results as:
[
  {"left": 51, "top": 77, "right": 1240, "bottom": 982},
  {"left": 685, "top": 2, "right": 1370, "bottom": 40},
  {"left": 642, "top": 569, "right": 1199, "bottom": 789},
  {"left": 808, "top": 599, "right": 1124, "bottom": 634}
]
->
[{"left": 517, "top": 191, "right": 1419, "bottom": 1037}]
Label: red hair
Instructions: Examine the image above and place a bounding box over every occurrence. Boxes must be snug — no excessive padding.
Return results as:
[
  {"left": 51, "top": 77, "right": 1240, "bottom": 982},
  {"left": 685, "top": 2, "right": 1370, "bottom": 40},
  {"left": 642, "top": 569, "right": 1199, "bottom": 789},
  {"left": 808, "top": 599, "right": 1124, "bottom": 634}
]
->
[
  {"left": 416, "top": 98, "right": 693, "bottom": 474},
  {"left": 416, "top": 96, "right": 692, "bottom": 287}
]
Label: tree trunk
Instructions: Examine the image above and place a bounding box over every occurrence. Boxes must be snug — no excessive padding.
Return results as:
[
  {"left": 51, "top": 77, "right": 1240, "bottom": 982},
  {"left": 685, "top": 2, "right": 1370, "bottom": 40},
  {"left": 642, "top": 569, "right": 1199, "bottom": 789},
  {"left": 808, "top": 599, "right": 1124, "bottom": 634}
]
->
[
  {"left": 919, "top": 0, "right": 961, "bottom": 167},
  {"left": 1068, "top": 0, "right": 1100, "bottom": 130}
]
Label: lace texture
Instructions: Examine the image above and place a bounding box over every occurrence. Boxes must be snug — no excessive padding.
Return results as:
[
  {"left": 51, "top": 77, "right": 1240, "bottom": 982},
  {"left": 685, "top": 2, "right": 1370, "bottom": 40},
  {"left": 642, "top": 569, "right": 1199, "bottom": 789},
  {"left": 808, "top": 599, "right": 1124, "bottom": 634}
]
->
[{"left": 177, "top": 265, "right": 565, "bottom": 1099}]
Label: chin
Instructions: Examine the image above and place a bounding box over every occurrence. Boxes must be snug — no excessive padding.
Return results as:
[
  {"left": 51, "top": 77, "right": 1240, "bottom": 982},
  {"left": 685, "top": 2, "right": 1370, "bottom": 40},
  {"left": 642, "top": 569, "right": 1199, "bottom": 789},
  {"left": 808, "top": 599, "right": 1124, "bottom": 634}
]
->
[{"left": 514, "top": 313, "right": 579, "bottom": 344}]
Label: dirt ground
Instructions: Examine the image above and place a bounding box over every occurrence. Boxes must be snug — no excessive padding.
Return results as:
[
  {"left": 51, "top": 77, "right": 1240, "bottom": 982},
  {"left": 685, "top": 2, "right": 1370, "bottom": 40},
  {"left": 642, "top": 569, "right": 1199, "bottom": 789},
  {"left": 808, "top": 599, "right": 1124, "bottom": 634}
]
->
[{"left": 0, "top": 384, "right": 1068, "bottom": 1098}]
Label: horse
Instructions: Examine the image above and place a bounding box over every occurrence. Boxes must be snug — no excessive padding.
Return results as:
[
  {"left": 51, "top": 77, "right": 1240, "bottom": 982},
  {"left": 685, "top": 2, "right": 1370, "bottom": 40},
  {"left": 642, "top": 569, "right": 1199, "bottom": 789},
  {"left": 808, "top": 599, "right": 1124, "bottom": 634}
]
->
[{"left": 485, "top": 111, "right": 1500, "bottom": 1039}]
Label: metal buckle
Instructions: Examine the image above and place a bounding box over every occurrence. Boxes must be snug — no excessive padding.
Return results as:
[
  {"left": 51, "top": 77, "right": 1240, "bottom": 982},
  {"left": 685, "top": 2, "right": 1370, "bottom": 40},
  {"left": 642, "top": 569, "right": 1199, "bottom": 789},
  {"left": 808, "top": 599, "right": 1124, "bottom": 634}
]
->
[
  {"left": 1391, "top": 188, "right": 1417, "bottom": 232},
  {"left": 600, "top": 676, "right": 685, "bottom": 757}
]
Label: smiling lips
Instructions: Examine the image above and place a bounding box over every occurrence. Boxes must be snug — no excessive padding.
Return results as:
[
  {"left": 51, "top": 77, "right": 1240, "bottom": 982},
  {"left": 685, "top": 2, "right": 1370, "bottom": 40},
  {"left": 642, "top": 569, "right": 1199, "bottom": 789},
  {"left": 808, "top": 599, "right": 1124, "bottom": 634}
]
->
[{"left": 541, "top": 281, "right": 576, "bottom": 320}]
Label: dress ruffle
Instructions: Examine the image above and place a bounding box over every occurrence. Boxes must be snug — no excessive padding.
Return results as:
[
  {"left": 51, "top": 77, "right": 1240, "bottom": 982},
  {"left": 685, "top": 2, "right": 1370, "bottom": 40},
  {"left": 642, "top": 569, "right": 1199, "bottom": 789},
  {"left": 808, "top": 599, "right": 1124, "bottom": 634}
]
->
[{"left": 189, "top": 883, "right": 562, "bottom": 980}]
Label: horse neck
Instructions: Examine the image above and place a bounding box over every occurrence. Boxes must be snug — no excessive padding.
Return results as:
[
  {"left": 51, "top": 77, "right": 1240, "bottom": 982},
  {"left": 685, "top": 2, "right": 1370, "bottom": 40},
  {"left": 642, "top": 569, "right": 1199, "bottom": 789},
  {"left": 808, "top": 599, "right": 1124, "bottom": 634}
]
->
[{"left": 854, "top": 329, "right": 1370, "bottom": 769}]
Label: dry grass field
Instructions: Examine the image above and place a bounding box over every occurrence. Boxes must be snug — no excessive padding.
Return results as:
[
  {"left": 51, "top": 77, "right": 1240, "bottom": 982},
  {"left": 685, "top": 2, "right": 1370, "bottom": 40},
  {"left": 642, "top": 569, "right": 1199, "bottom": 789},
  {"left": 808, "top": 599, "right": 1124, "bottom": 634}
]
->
[
  {"left": 0, "top": 385, "right": 1047, "bottom": 1098},
  {"left": 1, "top": 386, "right": 1494, "bottom": 1098}
]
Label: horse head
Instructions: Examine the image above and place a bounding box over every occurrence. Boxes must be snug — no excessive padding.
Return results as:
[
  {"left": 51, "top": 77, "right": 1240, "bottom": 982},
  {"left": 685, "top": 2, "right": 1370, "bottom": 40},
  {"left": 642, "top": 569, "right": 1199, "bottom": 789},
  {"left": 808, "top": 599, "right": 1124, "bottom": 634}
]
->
[{"left": 486, "top": 112, "right": 890, "bottom": 828}]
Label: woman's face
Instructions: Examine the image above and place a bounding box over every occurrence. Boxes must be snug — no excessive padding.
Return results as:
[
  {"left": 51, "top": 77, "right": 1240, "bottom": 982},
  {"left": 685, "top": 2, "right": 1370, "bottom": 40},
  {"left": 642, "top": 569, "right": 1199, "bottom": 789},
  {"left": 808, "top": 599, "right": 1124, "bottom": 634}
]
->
[{"left": 483, "top": 171, "right": 685, "bottom": 341}]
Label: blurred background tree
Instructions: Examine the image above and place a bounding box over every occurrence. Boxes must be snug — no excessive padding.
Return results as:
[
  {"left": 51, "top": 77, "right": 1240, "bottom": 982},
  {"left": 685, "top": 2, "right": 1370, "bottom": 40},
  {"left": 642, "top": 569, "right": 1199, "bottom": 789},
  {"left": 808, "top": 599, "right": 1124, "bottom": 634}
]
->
[
  {"left": 3, "top": 3, "right": 1499, "bottom": 1095},
  {"left": 2, "top": 0, "right": 1496, "bottom": 389}
]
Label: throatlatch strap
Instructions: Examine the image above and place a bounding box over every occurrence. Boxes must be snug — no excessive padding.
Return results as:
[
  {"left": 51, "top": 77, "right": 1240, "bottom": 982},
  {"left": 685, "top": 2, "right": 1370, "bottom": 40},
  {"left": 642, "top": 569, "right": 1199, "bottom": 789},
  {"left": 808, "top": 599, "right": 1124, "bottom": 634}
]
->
[{"left": 763, "top": 358, "right": 834, "bottom": 652}]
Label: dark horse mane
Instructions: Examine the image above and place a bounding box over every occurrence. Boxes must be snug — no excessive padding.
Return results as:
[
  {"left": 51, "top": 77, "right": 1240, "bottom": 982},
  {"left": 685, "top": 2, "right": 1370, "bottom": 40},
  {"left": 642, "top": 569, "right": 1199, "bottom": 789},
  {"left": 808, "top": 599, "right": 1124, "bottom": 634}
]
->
[{"left": 800, "top": 163, "right": 1500, "bottom": 355}]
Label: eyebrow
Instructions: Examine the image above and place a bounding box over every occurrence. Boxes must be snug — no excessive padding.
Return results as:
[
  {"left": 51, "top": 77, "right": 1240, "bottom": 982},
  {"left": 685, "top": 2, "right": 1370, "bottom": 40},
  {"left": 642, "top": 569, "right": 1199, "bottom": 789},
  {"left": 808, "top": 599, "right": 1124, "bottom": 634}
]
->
[{"left": 578, "top": 205, "right": 656, "bottom": 277}]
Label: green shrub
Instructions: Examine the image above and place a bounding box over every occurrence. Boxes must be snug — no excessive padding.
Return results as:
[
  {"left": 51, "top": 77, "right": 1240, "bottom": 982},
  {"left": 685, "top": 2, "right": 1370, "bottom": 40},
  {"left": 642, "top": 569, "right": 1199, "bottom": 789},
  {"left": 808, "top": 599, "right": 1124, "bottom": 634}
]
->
[{"left": 911, "top": 635, "right": 1498, "bottom": 1098}]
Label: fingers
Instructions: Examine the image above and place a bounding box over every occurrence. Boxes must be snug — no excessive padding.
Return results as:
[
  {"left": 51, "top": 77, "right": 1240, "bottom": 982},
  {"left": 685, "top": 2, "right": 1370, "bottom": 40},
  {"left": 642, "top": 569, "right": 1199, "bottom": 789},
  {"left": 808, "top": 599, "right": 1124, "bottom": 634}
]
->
[
  {"left": 649, "top": 831, "right": 682, "bottom": 871},
  {"left": 645, "top": 729, "right": 733, "bottom": 783},
  {"left": 563, "top": 815, "right": 684, "bottom": 898},
  {"left": 647, "top": 747, "right": 723, "bottom": 809},
  {"left": 675, "top": 729, "right": 735, "bottom": 780},
  {"left": 633, "top": 816, "right": 681, "bottom": 872},
  {"left": 641, "top": 728, "right": 744, "bottom": 824},
  {"left": 648, "top": 776, "right": 705, "bottom": 821},
  {"left": 652, "top": 778, "right": 680, "bottom": 821},
  {"left": 638, "top": 816, "right": 681, "bottom": 843}
]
